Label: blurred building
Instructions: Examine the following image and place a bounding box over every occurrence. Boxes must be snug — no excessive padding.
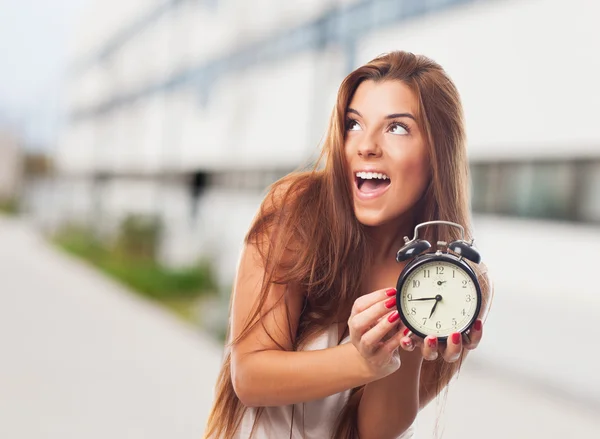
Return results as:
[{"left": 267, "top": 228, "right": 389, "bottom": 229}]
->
[
  {"left": 25, "top": 0, "right": 600, "bottom": 412},
  {"left": 0, "top": 130, "right": 23, "bottom": 203},
  {"left": 34, "top": 0, "right": 599, "bottom": 275},
  {"left": 41, "top": 0, "right": 600, "bottom": 283}
]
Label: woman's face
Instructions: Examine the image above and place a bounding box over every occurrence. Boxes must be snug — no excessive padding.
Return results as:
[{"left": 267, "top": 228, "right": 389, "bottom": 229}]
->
[{"left": 344, "top": 79, "right": 430, "bottom": 227}]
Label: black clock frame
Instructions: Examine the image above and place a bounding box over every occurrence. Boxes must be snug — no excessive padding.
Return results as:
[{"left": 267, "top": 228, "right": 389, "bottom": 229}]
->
[{"left": 395, "top": 252, "right": 482, "bottom": 342}]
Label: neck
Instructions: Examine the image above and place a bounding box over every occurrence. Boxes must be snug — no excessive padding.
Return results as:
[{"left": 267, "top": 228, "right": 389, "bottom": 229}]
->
[{"left": 364, "top": 214, "right": 416, "bottom": 266}]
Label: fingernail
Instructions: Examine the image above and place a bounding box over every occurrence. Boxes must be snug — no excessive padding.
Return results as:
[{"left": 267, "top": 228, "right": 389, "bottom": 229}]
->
[
  {"left": 388, "top": 311, "right": 399, "bottom": 323},
  {"left": 427, "top": 337, "right": 437, "bottom": 349},
  {"left": 403, "top": 327, "right": 410, "bottom": 336},
  {"left": 384, "top": 297, "right": 396, "bottom": 309},
  {"left": 386, "top": 288, "right": 396, "bottom": 297},
  {"left": 451, "top": 333, "right": 461, "bottom": 344},
  {"left": 474, "top": 319, "right": 482, "bottom": 331},
  {"left": 402, "top": 339, "right": 413, "bottom": 349}
]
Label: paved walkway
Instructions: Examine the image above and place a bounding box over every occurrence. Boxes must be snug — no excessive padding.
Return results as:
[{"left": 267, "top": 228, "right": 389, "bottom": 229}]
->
[
  {"left": 0, "top": 216, "right": 223, "bottom": 438},
  {"left": 1, "top": 216, "right": 599, "bottom": 438}
]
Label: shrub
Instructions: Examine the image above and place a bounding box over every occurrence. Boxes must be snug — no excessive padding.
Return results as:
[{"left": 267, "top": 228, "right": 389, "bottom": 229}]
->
[
  {"left": 53, "top": 221, "right": 216, "bottom": 306},
  {"left": 0, "top": 197, "right": 19, "bottom": 215}
]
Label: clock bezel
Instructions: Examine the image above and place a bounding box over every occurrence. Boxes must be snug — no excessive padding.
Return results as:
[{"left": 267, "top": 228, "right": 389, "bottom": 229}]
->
[{"left": 395, "top": 253, "right": 482, "bottom": 342}]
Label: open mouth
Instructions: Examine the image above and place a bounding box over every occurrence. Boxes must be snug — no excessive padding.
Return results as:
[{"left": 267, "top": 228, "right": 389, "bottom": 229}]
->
[{"left": 354, "top": 171, "right": 391, "bottom": 198}]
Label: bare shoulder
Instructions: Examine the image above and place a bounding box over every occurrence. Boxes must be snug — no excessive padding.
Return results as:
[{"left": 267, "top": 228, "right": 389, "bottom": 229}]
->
[
  {"left": 257, "top": 172, "right": 317, "bottom": 219},
  {"left": 247, "top": 171, "right": 319, "bottom": 258},
  {"left": 231, "top": 172, "right": 318, "bottom": 355}
]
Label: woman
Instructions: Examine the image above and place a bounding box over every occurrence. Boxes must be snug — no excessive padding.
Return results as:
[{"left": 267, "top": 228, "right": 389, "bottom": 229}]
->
[{"left": 204, "top": 50, "right": 492, "bottom": 439}]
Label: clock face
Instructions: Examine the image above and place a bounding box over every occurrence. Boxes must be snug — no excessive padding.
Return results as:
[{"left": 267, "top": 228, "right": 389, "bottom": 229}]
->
[{"left": 399, "top": 260, "right": 479, "bottom": 338}]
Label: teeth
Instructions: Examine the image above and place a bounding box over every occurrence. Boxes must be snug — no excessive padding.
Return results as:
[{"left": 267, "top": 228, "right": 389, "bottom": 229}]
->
[{"left": 355, "top": 171, "right": 389, "bottom": 180}]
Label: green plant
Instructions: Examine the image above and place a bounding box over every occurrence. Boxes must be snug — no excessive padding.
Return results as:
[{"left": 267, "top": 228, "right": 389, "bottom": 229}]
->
[
  {"left": 114, "top": 214, "right": 163, "bottom": 261},
  {"left": 53, "top": 222, "right": 217, "bottom": 323},
  {"left": 0, "top": 197, "right": 19, "bottom": 215}
]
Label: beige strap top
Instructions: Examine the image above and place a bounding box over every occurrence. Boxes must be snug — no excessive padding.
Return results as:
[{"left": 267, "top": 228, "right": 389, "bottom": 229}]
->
[{"left": 231, "top": 326, "right": 416, "bottom": 439}]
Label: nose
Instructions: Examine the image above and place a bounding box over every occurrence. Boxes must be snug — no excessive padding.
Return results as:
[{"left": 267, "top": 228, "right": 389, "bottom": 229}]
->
[{"left": 357, "top": 134, "right": 382, "bottom": 158}]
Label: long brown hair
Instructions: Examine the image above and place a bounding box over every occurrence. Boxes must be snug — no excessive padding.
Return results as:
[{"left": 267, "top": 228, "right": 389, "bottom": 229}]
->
[{"left": 204, "top": 50, "right": 492, "bottom": 439}]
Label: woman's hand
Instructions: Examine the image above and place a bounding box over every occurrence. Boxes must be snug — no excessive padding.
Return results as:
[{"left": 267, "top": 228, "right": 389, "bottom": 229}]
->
[
  {"left": 348, "top": 287, "right": 405, "bottom": 380},
  {"left": 398, "top": 319, "right": 484, "bottom": 362}
]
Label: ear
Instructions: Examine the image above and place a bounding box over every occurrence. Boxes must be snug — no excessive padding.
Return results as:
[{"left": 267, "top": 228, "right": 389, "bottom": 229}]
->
[
  {"left": 448, "top": 240, "right": 481, "bottom": 264},
  {"left": 396, "top": 239, "right": 431, "bottom": 262}
]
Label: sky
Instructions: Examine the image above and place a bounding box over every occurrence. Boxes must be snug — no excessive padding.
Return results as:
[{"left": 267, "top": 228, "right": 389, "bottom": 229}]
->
[{"left": 0, "top": 0, "right": 91, "bottom": 149}]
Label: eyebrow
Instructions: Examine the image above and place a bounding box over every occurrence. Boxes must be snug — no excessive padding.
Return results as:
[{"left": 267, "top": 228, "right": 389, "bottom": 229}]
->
[{"left": 346, "top": 107, "right": 416, "bottom": 121}]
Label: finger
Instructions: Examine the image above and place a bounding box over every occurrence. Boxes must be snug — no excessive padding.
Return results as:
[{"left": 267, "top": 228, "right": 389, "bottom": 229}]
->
[
  {"left": 399, "top": 335, "right": 415, "bottom": 352},
  {"left": 421, "top": 336, "right": 439, "bottom": 361},
  {"left": 351, "top": 293, "right": 398, "bottom": 335},
  {"left": 361, "top": 310, "right": 402, "bottom": 350},
  {"left": 442, "top": 332, "right": 462, "bottom": 363},
  {"left": 382, "top": 326, "right": 406, "bottom": 353},
  {"left": 350, "top": 288, "right": 396, "bottom": 317},
  {"left": 400, "top": 328, "right": 421, "bottom": 352},
  {"left": 464, "top": 319, "right": 483, "bottom": 350},
  {"left": 380, "top": 321, "right": 402, "bottom": 342}
]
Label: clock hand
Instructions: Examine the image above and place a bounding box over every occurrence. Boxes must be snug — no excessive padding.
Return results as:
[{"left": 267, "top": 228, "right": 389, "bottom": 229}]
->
[
  {"left": 428, "top": 301, "right": 438, "bottom": 319},
  {"left": 437, "top": 280, "right": 447, "bottom": 286},
  {"left": 408, "top": 297, "right": 437, "bottom": 301},
  {"left": 428, "top": 295, "right": 443, "bottom": 319}
]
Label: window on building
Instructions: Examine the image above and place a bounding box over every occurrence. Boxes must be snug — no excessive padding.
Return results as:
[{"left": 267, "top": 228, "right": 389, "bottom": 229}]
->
[
  {"left": 470, "top": 158, "right": 600, "bottom": 225},
  {"left": 579, "top": 161, "right": 600, "bottom": 223}
]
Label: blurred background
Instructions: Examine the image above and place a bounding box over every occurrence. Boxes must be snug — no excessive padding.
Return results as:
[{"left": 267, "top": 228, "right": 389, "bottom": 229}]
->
[{"left": 1, "top": 0, "right": 599, "bottom": 437}]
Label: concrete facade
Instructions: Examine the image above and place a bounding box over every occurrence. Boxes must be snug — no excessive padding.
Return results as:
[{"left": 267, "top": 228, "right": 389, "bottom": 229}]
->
[{"left": 0, "top": 130, "right": 23, "bottom": 201}]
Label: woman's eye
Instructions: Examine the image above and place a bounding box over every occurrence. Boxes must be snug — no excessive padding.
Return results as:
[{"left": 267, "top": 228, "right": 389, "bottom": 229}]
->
[
  {"left": 346, "top": 119, "right": 361, "bottom": 131},
  {"left": 389, "top": 122, "right": 409, "bottom": 135}
]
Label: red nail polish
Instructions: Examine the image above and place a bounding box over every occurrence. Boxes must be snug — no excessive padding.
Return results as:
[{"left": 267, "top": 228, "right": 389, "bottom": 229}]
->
[
  {"left": 451, "top": 333, "right": 461, "bottom": 344},
  {"left": 403, "top": 327, "right": 410, "bottom": 336},
  {"left": 474, "top": 320, "right": 482, "bottom": 331},
  {"left": 403, "top": 339, "right": 412, "bottom": 348},
  {"left": 427, "top": 337, "right": 437, "bottom": 348},
  {"left": 386, "top": 288, "right": 396, "bottom": 297},
  {"left": 384, "top": 297, "right": 396, "bottom": 309},
  {"left": 388, "top": 311, "right": 399, "bottom": 323}
]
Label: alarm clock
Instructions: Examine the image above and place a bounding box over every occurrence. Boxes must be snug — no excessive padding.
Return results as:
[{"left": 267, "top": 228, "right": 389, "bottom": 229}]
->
[{"left": 395, "top": 220, "right": 482, "bottom": 341}]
